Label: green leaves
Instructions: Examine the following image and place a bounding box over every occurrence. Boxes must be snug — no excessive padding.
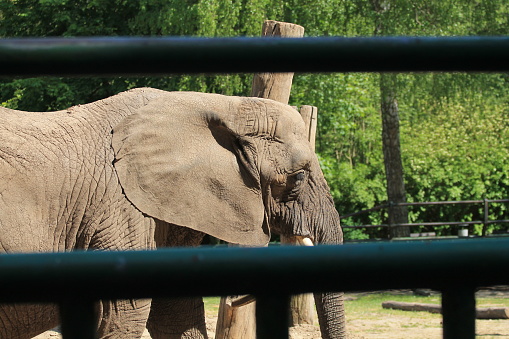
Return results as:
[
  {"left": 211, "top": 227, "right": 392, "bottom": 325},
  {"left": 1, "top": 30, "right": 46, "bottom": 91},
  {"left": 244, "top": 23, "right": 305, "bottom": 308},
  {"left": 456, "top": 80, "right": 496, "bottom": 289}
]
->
[{"left": 401, "top": 94, "right": 509, "bottom": 234}]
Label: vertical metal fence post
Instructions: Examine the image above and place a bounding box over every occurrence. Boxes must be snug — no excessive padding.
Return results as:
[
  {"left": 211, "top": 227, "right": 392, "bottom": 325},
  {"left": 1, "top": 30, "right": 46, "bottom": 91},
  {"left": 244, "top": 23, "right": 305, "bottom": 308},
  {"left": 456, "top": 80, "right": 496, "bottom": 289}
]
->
[
  {"left": 59, "top": 298, "right": 97, "bottom": 339},
  {"left": 441, "top": 287, "right": 476, "bottom": 339},
  {"left": 482, "top": 198, "right": 489, "bottom": 236},
  {"left": 256, "top": 294, "right": 290, "bottom": 339}
]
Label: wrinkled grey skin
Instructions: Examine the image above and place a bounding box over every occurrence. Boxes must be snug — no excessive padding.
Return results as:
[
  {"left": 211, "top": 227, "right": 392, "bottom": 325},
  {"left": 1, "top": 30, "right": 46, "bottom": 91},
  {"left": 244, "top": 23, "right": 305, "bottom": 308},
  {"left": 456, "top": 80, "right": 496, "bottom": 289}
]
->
[{"left": 0, "top": 88, "right": 345, "bottom": 339}]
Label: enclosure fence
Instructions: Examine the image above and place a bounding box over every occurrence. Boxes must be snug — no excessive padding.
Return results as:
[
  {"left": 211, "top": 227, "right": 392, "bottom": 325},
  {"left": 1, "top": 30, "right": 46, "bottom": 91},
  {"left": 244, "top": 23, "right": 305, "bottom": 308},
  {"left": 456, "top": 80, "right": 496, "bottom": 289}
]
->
[
  {"left": 2, "top": 37, "right": 509, "bottom": 339},
  {"left": 341, "top": 198, "right": 509, "bottom": 237}
]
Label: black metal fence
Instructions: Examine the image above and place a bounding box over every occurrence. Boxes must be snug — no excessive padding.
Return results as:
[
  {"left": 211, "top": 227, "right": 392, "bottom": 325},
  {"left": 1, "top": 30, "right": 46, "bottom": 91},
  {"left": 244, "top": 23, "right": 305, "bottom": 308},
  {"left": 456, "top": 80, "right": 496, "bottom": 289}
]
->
[
  {"left": 1, "top": 36, "right": 509, "bottom": 339},
  {"left": 341, "top": 199, "right": 509, "bottom": 237},
  {"left": 3, "top": 36, "right": 509, "bottom": 76}
]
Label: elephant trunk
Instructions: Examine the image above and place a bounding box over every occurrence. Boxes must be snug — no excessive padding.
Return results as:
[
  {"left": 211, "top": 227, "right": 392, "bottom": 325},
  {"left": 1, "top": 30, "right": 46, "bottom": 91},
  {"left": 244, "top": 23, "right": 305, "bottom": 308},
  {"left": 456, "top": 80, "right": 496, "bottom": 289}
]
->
[
  {"left": 270, "top": 158, "right": 347, "bottom": 338},
  {"left": 310, "top": 176, "right": 346, "bottom": 339},
  {"left": 313, "top": 223, "right": 346, "bottom": 339},
  {"left": 314, "top": 292, "right": 346, "bottom": 339}
]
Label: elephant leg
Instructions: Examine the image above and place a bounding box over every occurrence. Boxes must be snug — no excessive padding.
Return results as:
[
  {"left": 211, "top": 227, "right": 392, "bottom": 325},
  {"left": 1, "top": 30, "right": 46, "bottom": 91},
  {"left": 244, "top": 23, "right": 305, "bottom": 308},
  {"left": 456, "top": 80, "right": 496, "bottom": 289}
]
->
[
  {"left": 147, "top": 297, "right": 207, "bottom": 339},
  {"left": 96, "top": 298, "right": 151, "bottom": 339},
  {"left": 0, "top": 303, "right": 59, "bottom": 339},
  {"left": 148, "top": 222, "right": 207, "bottom": 338}
]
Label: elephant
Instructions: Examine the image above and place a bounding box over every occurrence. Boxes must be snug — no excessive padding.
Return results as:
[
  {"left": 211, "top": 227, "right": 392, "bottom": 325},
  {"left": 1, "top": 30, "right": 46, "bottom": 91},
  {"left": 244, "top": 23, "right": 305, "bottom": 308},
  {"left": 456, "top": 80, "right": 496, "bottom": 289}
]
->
[{"left": 0, "top": 88, "right": 345, "bottom": 339}]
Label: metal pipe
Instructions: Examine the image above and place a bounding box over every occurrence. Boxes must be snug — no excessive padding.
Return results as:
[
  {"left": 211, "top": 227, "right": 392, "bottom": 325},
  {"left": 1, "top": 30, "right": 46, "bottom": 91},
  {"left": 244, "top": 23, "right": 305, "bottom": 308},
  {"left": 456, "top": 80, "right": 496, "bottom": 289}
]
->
[
  {"left": 483, "top": 198, "right": 489, "bottom": 236},
  {"left": 340, "top": 200, "right": 509, "bottom": 233},
  {"left": 384, "top": 199, "right": 509, "bottom": 207},
  {"left": 342, "top": 220, "right": 485, "bottom": 229},
  {"left": 59, "top": 298, "right": 96, "bottom": 339},
  {"left": 341, "top": 199, "right": 509, "bottom": 219},
  {"left": 256, "top": 294, "right": 290, "bottom": 339},
  {"left": 442, "top": 287, "right": 476, "bottom": 339},
  {"left": 340, "top": 204, "right": 389, "bottom": 219},
  {"left": 0, "top": 238, "right": 508, "bottom": 302},
  {"left": 3, "top": 36, "right": 509, "bottom": 76}
]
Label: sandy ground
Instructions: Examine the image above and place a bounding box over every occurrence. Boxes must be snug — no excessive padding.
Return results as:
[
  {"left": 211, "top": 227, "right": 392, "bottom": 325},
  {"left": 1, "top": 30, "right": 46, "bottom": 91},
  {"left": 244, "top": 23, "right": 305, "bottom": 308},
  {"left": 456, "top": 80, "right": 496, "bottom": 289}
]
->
[
  {"left": 33, "top": 314, "right": 509, "bottom": 339},
  {"left": 33, "top": 289, "right": 509, "bottom": 339},
  {"left": 33, "top": 320, "right": 330, "bottom": 339}
]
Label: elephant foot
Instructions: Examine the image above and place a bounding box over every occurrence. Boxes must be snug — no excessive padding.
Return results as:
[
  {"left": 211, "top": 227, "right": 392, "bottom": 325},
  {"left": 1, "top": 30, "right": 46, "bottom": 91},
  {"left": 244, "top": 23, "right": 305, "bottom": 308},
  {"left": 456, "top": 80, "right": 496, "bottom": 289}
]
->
[
  {"left": 149, "top": 327, "right": 207, "bottom": 339},
  {"left": 147, "top": 297, "right": 207, "bottom": 339},
  {"left": 96, "top": 298, "right": 152, "bottom": 339}
]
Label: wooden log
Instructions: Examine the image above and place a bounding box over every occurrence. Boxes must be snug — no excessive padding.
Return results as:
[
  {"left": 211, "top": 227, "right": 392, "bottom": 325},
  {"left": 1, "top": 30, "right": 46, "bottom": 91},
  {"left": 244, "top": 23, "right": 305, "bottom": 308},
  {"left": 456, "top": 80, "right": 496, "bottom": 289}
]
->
[
  {"left": 382, "top": 301, "right": 509, "bottom": 319},
  {"left": 382, "top": 301, "right": 442, "bottom": 314},
  {"left": 476, "top": 307, "right": 509, "bottom": 319}
]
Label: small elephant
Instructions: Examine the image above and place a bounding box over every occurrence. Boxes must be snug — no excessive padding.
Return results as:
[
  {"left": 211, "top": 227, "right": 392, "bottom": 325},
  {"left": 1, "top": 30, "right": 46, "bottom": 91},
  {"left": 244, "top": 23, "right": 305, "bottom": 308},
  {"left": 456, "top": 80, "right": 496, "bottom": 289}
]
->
[{"left": 0, "top": 88, "right": 345, "bottom": 339}]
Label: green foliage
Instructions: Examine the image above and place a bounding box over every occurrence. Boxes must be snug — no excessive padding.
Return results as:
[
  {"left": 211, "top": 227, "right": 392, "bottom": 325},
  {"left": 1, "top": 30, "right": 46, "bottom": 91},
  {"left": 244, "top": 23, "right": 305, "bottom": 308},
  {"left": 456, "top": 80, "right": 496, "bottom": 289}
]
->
[
  {"left": 401, "top": 86, "right": 509, "bottom": 235},
  {"left": 1, "top": 0, "right": 509, "bottom": 239},
  {"left": 342, "top": 227, "right": 370, "bottom": 241}
]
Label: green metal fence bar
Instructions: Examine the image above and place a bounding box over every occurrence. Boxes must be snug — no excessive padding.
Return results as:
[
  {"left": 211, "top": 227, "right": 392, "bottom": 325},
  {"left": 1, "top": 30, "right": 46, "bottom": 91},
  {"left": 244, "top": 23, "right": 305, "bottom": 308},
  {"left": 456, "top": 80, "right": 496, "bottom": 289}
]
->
[
  {"left": 59, "top": 298, "right": 96, "bottom": 339},
  {"left": 256, "top": 294, "right": 291, "bottom": 339},
  {"left": 2, "top": 36, "right": 509, "bottom": 76},
  {"left": 442, "top": 287, "right": 476, "bottom": 339},
  {"left": 0, "top": 238, "right": 508, "bottom": 301}
]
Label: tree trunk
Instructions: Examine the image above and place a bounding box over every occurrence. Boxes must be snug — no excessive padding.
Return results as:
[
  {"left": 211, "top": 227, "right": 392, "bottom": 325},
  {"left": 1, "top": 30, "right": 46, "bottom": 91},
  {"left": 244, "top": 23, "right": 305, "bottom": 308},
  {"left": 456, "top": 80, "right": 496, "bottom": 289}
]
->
[{"left": 380, "top": 73, "right": 410, "bottom": 238}]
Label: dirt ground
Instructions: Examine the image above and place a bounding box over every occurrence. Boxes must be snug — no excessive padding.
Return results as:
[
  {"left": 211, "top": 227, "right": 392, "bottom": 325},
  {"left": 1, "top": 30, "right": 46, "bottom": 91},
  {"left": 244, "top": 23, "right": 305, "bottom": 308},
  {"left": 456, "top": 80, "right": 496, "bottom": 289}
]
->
[
  {"left": 33, "top": 316, "right": 509, "bottom": 339},
  {"left": 34, "top": 318, "right": 328, "bottom": 339},
  {"left": 34, "top": 289, "right": 509, "bottom": 339}
]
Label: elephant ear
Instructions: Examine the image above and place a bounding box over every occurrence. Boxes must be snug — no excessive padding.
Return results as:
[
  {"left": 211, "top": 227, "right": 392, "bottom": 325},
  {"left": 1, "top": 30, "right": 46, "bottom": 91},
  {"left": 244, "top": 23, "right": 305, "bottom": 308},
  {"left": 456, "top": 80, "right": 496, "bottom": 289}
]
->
[{"left": 112, "top": 92, "right": 269, "bottom": 246}]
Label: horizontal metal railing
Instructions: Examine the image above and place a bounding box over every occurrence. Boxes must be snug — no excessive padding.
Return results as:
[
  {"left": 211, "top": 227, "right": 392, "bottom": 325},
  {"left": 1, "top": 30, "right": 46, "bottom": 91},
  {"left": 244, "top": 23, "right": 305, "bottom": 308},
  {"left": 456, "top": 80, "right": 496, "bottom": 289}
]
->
[
  {"left": 341, "top": 199, "right": 509, "bottom": 238},
  {"left": 2, "top": 36, "right": 509, "bottom": 76},
  {"left": 2, "top": 238, "right": 509, "bottom": 338}
]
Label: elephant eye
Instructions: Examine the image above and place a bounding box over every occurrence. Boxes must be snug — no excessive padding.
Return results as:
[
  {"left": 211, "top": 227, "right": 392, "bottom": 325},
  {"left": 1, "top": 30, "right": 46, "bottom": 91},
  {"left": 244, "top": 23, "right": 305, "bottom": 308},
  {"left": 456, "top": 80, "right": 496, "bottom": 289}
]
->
[
  {"left": 271, "top": 170, "right": 307, "bottom": 202},
  {"left": 289, "top": 170, "right": 306, "bottom": 187},
  {"left": 279, "top": 170, "right": 307, "bottom": 202},
  {"left": 293, "top": 170, "right": 305, "bottom": 184}
]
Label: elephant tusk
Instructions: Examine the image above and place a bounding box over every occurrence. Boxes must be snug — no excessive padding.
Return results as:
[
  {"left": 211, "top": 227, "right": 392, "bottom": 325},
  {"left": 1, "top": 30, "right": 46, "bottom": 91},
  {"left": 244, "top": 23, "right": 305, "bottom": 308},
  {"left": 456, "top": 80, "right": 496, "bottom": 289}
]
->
[{"left": 297, "top": 236, "right": 314, "bottom": 246}]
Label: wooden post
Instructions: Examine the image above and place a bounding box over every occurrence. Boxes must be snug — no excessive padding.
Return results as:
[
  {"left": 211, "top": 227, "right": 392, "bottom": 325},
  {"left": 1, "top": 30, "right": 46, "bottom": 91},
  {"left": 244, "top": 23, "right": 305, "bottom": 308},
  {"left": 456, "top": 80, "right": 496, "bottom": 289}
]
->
[
  {"left": 253, "top": 20, "right": 318, "bottom": 330},
  {"left": 215, "top": 296, "right": 257, "bottom": 339},
  {"left": 253, "top": 22, "right": 318, "bottom": 329},
  {"left": 299, "top": 105, "right": 318, "bottom": 151},
  {"left": 287, "top": 105, "right": 318, "bottom": 328},
  {"left": 215, "top": 20, "right": 312, "bottom": 339},
  {"left": 215, "top": 247, "right": 257, "bottom": 339},
  {"left": 252, "top": 20, "right": 317, "bottom": 329},
  {"left": 250, "top": 20, "right": 305, "bottom": 103}
]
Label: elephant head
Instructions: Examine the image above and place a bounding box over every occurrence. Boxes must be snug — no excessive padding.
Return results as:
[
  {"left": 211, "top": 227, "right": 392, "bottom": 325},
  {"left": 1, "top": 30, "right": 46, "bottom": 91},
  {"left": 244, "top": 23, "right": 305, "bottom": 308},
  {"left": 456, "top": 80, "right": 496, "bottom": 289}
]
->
[{"left": 111, "top": 90, "right": 345, "bottom": 338}]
